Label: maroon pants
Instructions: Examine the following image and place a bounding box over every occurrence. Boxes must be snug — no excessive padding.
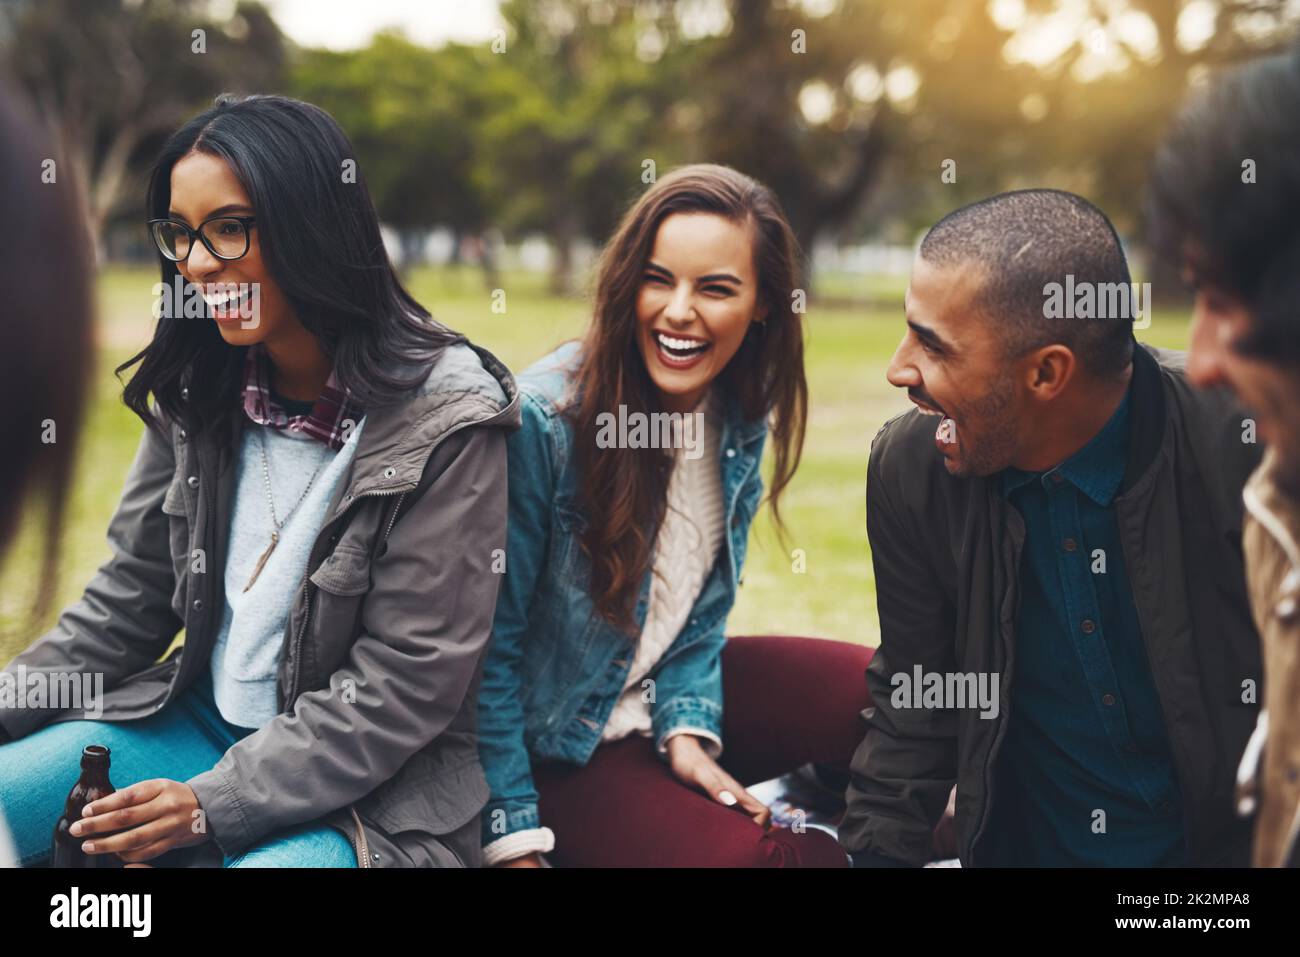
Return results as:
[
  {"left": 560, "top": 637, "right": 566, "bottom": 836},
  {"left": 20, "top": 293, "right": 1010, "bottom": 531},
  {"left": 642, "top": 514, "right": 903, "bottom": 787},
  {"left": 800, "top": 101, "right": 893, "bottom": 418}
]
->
[{"left": 534, "top": 635, "right": 874, "bottom": 867}]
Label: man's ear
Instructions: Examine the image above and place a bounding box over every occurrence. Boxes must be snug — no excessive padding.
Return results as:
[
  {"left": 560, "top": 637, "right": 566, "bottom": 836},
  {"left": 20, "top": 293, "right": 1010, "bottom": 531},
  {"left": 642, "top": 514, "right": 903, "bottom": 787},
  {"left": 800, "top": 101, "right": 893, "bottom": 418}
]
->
[{"left": 1024, "top": 344, "right": 1076, "bottom": 402}]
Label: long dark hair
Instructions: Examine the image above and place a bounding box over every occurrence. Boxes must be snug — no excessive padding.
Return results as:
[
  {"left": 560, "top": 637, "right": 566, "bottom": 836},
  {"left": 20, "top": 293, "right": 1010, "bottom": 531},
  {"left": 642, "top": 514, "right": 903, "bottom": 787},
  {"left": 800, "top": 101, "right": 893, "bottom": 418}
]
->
[
  {"left": 570, "top": 164, "right": 808, "bottom": 633},
  {"left": 0, "top": 82, "right": 94, "bottom": 619},
  {"left": 119, "top": 93, "right": 463, "bottom": 435}
]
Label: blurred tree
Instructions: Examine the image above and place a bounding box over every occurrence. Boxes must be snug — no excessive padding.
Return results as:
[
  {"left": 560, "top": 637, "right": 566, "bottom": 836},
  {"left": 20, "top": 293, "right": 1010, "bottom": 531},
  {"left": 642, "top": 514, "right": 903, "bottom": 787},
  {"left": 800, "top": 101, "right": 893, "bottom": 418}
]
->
[
  {"left": 964, "top": 0, "right": 1297, "bottom": 297},
  {"left": 7, "top": 0, "right": 1292, "bottom": 292},
  {"left": 688, "top": 0, "right": 1295, "bottom": 279},
  {"left": 477, "top": 0, "right": 696, "bottom": 294},
  {"left": 1004, "top": 0, "right": 1295, "bottom": 229},
  {"left": 463, "top": 0, "right": 1297, "bottom": 292},
  {"left": 291, "top": 32, "right": 492, "bottom": 275},
  {"left": 0, "top": 0, "right": 286, "bottom": 254},
  {"left": 682, "top": 0, "right": 899, "bottom": 263}
]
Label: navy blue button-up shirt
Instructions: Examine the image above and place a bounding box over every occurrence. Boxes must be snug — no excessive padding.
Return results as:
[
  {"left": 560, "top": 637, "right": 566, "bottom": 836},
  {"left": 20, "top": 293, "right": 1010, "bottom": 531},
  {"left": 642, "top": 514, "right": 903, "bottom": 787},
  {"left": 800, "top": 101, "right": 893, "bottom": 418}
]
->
[{"left": 985, "top": 388, "right": 1186, "bottom": 866}]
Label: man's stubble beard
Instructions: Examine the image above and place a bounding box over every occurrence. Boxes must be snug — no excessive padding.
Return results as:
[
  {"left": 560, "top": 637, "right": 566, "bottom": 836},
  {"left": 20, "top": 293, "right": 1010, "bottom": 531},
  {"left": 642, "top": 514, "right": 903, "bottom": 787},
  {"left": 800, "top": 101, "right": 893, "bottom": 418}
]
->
[{"left": 947, "top": 372, "right": 1019, "bottom": 479}]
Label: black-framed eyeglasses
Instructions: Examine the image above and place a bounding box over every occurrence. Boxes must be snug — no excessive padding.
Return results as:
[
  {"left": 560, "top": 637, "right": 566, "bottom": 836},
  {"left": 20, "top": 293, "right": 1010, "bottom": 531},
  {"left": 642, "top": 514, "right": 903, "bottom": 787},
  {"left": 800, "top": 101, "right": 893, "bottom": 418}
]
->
[{"left": 147, "top": 216, "right": 257, "bottom": 263}]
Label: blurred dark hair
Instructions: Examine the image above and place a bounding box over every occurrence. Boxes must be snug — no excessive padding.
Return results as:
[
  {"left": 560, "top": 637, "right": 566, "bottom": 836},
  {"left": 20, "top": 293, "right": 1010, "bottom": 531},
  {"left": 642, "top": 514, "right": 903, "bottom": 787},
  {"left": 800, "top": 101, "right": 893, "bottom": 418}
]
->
[
  {"left": 1147, "top": 46, "right": 1300, "bottom": 362},
  {"left": 921, "top": 188, "right": 1135, "bottom": 378},
  {"left": 0, "top": 81, "right": 94, "bottom": 616},
  {"left": 570, "top": 163, "right": 808, "bottom": 633},
  {"left": 119, "top": 93, "right": 464, "bottom": 437}
]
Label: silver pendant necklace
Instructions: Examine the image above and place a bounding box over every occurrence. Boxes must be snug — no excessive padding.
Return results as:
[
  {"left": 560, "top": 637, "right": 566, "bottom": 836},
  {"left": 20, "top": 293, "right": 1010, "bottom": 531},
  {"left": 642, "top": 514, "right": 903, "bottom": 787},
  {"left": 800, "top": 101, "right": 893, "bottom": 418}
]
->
[{"left": 243, "top": 428, "right": 329, "bottom": 592}]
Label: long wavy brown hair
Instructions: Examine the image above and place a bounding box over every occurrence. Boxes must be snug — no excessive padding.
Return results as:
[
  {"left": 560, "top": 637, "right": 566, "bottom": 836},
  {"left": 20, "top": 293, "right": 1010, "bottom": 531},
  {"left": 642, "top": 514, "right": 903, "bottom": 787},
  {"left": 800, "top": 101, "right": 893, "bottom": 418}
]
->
[{"left": 567, "top": 164, "right": 808, "bottom": 634}]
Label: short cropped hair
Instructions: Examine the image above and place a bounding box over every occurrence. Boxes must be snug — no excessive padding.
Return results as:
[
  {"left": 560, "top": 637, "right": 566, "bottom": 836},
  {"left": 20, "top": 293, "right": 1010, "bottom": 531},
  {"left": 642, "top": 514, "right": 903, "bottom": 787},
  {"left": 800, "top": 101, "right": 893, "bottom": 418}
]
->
[
  {"left": 919, "top": 189, "right": 1136, "bottom": 377},
  {"left": 1148, "top": 45, "right": 1300, "bottom": 362}
]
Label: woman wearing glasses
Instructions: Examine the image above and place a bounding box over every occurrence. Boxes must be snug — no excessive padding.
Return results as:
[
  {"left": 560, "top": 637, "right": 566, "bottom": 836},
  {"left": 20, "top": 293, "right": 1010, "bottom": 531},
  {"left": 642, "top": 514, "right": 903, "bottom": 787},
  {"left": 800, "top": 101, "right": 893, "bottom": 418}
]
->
[{"left": 0, "top": 94, "right": 519, "bottom": 868}]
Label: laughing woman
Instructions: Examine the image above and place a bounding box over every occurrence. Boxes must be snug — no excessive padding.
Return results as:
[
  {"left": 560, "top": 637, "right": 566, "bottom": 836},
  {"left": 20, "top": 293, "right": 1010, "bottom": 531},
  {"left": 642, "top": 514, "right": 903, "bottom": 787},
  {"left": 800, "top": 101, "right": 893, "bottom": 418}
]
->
[
  {"left": 478, "top": 164, "right": 873, "bottom": 867},
  {"left": 0, "top": 94, "right": 519, "bottom": 868}
]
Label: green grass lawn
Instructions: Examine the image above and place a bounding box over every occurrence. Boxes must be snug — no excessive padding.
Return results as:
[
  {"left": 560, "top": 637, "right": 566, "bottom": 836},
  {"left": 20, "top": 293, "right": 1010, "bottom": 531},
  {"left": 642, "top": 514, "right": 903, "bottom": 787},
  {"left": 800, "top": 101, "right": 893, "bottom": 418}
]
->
[{"left": 0, "top": 264, "right": 1192, "bottom": 663}]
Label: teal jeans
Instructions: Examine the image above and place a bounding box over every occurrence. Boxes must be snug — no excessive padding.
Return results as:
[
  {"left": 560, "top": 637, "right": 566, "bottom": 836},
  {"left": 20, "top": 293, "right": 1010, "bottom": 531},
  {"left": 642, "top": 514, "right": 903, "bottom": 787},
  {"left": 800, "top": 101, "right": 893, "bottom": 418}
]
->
[{"left": 0, "top": 669, "right": 355, "bottom": 868}]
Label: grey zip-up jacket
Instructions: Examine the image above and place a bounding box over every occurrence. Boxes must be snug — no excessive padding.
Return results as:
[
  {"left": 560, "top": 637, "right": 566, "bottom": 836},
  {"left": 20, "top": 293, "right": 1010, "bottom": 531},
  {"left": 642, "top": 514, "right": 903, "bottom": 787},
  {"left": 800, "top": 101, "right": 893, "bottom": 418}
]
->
[
  {"left": 841, "top": 345, "right": 1263, "bottom": 866},
  {"left": 0, "top": 339, "right": 520, "bottom": 868}
]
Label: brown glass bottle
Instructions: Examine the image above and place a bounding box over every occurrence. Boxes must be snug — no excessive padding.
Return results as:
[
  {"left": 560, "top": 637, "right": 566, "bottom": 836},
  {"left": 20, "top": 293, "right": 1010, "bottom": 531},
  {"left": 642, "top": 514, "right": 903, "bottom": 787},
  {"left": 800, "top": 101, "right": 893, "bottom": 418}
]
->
[{"left": 50, "top": 744, "right": 118, "bottom": 868}]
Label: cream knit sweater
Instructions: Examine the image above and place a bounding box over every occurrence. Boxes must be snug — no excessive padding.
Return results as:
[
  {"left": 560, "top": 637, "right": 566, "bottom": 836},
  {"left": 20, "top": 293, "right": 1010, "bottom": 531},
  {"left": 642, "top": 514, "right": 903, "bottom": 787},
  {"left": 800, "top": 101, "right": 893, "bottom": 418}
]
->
[
  {"left": 601, "top": 388, "right": 725, "bottom": 748},
  {"left": 483, "top": 388, "right": 726, "bottom": 865}
]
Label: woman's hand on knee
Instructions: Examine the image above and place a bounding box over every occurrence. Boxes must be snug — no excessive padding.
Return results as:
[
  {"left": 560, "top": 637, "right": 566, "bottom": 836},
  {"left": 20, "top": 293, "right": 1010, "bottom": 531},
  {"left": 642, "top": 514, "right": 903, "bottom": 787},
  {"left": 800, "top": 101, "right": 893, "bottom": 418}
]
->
[
  {"left": 69, "top": 778, "right": 208, "bottom": 863},
  {"left": 665, "top": 734, "right": 772, "bottom": 829}
]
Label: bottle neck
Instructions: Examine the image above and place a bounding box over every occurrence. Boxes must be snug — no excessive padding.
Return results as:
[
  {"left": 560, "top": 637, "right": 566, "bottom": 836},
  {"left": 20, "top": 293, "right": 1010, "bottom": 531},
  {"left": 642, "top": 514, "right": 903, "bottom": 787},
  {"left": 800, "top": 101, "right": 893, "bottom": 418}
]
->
[
  {"left": 76, "top": 749, "right": 113, "bottom": 794},
  {"left": 79, "top": 769, "right": 112, "bottom": 790}
]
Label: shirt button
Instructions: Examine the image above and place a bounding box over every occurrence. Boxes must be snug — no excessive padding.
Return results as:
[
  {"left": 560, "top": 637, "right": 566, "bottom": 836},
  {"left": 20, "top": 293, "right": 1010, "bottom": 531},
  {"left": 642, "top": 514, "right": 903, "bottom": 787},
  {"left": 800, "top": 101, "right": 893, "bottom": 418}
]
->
[
  {"left": 1063, "top": 537, "right": 1077, "bottom": 552},
  {"left": 192, "top": 599, "right": 204, "bottom": 612},
  {"left": 725, "top": 448, "right": 736, "bottom": 459},
  {"left": 187, "top": 476, "right": 199, "bottom": 489},
  {"left": 1102, "top": 693, "right": 1116, "bottom": 706},
  {"left": 181, "top": 387, "right": 190, "bottom": 400},
  {"left": 1081, "top": 619, "right": 1096, "bottom": 634},
  {"left": 179, "top": 428, "right": 187, "bottom": 442}
]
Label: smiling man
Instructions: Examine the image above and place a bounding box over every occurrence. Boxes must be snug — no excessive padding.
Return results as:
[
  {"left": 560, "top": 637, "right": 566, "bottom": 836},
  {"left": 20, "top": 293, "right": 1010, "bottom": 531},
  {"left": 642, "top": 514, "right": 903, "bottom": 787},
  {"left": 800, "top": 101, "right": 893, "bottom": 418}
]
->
[{"left": 840, "top": 189, "right": 1264, "bottom": 867}]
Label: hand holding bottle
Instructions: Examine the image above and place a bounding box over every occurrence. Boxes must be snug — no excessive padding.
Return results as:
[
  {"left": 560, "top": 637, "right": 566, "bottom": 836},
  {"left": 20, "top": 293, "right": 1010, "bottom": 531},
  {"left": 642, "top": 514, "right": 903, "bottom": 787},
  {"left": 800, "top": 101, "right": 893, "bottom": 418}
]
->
[{"left": 70, "top": 777, "right": 209, "bottom": 864}]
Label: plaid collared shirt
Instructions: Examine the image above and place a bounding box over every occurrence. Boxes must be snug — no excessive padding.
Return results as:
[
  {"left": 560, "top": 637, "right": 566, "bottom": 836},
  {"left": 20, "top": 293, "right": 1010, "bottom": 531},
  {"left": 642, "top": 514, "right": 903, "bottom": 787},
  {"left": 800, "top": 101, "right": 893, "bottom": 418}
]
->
[{"left": 241, "top": 345, "right": 363, "bottom": 451}]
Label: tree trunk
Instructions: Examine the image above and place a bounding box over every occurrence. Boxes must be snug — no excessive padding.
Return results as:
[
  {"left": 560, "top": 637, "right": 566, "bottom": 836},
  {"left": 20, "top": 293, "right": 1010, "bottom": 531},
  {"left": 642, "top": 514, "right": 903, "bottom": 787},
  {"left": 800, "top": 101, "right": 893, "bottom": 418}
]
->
[
  {"left": 480, "top": 232, "right": 500, "bottom": 292},
  {"left": 549, "top": 212, "right": 577, "bottom": 297}
]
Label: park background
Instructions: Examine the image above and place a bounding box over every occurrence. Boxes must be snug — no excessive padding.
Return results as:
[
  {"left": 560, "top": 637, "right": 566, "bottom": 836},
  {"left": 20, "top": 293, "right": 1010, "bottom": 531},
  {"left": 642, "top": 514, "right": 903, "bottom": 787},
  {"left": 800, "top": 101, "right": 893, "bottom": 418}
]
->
[{"left": 1, "top": 0, "right": 1296, "bottom": 663}]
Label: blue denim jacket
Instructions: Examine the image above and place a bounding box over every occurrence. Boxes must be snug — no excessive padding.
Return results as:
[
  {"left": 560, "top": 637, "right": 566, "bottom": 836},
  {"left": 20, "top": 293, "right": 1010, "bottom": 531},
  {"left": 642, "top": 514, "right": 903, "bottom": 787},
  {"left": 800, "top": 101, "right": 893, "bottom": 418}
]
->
[{"left": 477, "top": 342, "right": 768, "bottom": 842}]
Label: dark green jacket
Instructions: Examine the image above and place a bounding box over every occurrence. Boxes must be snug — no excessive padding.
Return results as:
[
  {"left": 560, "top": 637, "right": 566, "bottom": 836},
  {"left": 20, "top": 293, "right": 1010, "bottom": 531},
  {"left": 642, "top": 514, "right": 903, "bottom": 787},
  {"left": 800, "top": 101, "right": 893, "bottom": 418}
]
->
[{"left": 841, "top": 345, "right": 1263, "bottom": 866}]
